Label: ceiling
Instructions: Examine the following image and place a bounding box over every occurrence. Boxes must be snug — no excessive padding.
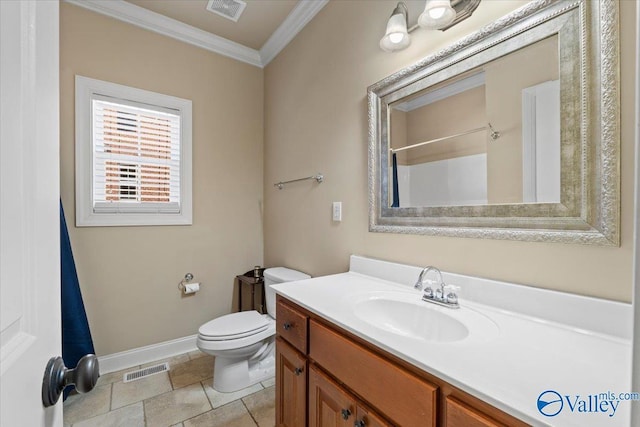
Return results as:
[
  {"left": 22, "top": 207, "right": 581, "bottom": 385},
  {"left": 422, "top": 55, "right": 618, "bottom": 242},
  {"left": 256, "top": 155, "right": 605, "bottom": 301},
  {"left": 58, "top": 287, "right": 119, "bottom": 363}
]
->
[
  {"left": 65, "top": 0, "right": 329, "bottom": 67},
  {"left": 126, "top": 0, "right": 298, "bottom": 50}
]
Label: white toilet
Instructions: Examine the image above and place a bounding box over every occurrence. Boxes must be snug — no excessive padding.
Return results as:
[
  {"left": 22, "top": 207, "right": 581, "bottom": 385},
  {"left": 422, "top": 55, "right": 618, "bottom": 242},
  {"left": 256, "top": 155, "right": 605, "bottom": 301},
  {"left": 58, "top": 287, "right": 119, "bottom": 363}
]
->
[{"left": 197, "top": 267, "right": 310, "bottom": 392}]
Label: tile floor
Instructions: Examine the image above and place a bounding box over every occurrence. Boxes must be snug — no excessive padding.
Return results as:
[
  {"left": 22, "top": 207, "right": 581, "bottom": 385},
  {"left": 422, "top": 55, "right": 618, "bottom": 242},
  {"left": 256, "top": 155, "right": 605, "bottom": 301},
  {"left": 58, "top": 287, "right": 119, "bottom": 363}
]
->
[{"left": 63, "top": 350, "right": 275, "bottom": 427}]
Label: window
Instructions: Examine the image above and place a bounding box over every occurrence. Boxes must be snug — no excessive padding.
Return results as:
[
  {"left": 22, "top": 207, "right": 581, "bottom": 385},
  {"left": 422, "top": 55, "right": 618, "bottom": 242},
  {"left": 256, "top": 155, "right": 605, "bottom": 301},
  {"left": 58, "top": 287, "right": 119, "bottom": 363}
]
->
[{"left": 75, "top": 76, "right": 192, "bottom": 226}]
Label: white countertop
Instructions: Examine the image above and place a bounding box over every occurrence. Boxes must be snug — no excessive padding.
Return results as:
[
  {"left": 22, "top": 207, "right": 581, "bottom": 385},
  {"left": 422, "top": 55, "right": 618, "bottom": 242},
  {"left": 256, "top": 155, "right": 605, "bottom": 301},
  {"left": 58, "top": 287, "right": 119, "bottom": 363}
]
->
[{"left": 272, "top": 256, "right": 632, "bottom": 427}]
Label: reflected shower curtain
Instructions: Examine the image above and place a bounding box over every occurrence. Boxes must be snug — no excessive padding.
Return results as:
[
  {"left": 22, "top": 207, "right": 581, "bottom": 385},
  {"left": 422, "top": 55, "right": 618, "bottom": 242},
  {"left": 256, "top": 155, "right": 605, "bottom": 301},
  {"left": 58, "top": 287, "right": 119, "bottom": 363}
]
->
[
  {"left": 60, "top": 201, "right": 95, "bottom": 399},
  {"left": 392, "top": 153, "right": 400, "bottom": 207}
]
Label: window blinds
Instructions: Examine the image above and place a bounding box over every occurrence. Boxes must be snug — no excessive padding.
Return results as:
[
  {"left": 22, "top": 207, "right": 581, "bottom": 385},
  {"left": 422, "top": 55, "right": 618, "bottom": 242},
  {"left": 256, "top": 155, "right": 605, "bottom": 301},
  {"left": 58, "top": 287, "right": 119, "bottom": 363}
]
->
[{"left": 92, "top": 96, "right": 181, "bottom": 214}]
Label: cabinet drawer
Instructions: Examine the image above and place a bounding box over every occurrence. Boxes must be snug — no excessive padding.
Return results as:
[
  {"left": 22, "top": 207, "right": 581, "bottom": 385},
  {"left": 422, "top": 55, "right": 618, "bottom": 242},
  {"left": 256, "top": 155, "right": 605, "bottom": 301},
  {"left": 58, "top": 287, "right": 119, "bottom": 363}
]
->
[
  {"left": 444, "top": 397, "right": 506, "bottom": 427},
  {"left": 276, "top": 299, "right": 309, "bottom": 354},
  {"left": 310, "top": 320, "right": 437, "bottom": 427}
]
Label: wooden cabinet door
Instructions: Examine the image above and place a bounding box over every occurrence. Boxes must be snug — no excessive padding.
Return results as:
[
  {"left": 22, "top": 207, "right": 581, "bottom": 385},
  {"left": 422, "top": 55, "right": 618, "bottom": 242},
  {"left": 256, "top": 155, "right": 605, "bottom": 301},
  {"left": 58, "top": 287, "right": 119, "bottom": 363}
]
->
[
  {"left": 276, "top": 337, "right": 307, "bottom": 427},
  {"left": 309, "top": 365, "right": 356, "bottom": 427}
]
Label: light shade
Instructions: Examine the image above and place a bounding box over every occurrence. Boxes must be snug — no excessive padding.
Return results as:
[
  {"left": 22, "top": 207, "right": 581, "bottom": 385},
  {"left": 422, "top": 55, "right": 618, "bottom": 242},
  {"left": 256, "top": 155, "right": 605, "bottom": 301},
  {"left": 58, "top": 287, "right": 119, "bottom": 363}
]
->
[
  {"left": 418, "top": 0, "right": 456, "bottom": 30},
  {"left": 380, "top": 3, "right": 410, "bottom": 52}
]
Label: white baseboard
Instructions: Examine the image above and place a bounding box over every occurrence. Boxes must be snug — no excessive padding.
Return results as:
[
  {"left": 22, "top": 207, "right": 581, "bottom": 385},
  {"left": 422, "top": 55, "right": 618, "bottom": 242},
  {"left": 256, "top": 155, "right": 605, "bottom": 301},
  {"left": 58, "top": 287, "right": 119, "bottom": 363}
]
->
[{"left": 98, "top": 334, "right": 198, "bottom": 374}]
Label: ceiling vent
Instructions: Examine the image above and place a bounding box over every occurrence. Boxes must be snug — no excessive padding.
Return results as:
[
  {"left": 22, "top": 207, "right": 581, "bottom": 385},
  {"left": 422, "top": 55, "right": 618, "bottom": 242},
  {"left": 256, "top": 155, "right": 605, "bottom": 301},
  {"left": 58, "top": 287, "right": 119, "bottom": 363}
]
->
[{"left": 206, "top": 0, "right": 247, "bottom": 22}]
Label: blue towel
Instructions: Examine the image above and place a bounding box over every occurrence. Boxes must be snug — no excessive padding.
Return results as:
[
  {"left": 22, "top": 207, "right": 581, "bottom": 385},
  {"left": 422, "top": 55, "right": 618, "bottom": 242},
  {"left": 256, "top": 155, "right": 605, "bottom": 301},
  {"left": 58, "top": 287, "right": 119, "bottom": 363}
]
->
[
  {"left": 392, "top": 153, "right": 400, "bottom": 207},
  {"left": 60, "top": 201, "right": 95, "bottom": 399}
]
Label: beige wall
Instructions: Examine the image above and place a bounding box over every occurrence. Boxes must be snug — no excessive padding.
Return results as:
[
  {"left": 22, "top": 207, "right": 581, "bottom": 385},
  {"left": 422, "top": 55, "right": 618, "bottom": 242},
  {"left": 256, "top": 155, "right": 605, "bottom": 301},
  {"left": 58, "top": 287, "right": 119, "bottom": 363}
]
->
[
  {"left": 60, "top": 3, "right": 264, "bottom": 355},
  {"left": 485, "top": 35, "right": 559, "bottom": 203},
  {"left": 404, "top": 86, "right": 487, "bottom": 165},
  {"left": 264, "top": 0, "right": 637, "bottom": 302}
]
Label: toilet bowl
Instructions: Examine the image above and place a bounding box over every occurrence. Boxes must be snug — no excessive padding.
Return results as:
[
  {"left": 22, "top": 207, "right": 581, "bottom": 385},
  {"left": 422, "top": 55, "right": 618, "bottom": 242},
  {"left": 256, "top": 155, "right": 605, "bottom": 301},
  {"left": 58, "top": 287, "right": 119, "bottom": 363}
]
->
[{"left": 197, "top": 267, "right": 310, "bottom": 392}]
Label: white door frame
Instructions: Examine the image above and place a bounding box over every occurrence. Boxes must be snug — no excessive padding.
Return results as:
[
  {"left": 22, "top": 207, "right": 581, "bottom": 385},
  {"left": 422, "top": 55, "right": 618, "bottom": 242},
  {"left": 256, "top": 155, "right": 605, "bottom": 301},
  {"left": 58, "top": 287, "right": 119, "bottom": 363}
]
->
[{"left": 632, "top": 2, "right": 640, "bottom": 426}]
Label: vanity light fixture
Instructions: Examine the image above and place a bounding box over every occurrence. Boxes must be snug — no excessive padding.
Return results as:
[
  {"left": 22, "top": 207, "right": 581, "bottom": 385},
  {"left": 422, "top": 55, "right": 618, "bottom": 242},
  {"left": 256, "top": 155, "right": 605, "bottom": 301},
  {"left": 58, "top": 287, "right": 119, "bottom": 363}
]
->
[
  {"left": 379, "top": 2, "right": 411, "bottom": 52},
  {"left": 380, "top": 0, "right": 481, "bottom": 52},
  {"left": 419, "top": 0, "right": 456, "bottom": 29}
]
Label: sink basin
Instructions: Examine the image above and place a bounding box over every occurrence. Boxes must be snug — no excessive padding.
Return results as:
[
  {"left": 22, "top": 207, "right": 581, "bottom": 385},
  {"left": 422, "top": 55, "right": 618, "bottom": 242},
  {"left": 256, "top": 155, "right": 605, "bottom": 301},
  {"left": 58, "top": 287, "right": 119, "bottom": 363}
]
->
[
  {"left": 355, "top": 298, "right": 468, "bottom": 342},
  {"left": 351, "top": 291, "right": 498, "bottom": 344}
]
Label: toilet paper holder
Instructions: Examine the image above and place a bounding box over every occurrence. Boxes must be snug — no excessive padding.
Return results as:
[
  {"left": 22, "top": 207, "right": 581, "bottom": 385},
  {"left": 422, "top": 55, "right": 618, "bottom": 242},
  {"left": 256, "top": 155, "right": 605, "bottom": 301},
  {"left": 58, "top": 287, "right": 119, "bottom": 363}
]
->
[{"left": 178, "top": 273, "right": 194, "bottom": 292}]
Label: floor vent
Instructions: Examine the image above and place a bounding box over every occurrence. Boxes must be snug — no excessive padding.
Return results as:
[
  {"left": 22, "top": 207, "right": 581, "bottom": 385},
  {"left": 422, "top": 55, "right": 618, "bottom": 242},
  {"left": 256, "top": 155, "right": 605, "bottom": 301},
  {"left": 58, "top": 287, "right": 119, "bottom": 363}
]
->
[
  {"left": 206, "top": 0, "right": 247, "bottom": 22},
  {"left": 123, "top": 363, "right": 169, "bottom": 383}
]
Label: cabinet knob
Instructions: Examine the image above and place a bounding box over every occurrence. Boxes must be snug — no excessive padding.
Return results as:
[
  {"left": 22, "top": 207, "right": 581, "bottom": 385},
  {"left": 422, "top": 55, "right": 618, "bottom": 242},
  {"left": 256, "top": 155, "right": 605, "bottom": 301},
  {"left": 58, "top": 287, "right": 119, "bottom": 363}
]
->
[
  {"left": 283, "top": 322, "right": 292, "bottom": 330},
  {"left": 341, "top": 408, "right": 352, "bottom": 420},
  {"left": 294, "top": 367, "right": 304, "bottom": 376},
  {"left": 354, "top": 420, "right": 365, "bottom": 427}
]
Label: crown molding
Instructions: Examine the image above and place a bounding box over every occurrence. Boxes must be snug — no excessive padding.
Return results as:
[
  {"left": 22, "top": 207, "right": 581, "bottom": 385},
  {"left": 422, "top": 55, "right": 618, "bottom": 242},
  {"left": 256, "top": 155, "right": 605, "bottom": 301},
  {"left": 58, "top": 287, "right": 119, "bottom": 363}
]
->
[
  {"left": 64, "top": 0, "right": 262, "bottom": 67},
  {"left": 259, "top": 0, "right": 329, "bottom": 66},
  {"left": 64, "top": 0, "right": 328, "bottom": 68}
]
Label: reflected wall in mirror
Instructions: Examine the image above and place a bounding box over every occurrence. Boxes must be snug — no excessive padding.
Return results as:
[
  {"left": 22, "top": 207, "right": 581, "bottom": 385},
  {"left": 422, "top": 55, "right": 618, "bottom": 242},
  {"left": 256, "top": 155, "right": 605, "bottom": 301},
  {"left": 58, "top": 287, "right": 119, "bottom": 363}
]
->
[
  {"left": 389, "top": 36, "right": 560, "bottom": 208},
  {"left": 368, "top": 0, "right": 620, "bottom": 245}
]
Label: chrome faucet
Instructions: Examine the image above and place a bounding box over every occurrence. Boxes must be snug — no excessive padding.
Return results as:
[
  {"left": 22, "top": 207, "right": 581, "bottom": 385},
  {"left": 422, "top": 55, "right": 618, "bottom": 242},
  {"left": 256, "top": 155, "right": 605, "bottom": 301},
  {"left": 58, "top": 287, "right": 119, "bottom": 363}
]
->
[
  {"left": 414, "top": 266, "right": 442, "bottom": 291},
  {"left": 414, "top": 266, "right": 459, "bottom": 309}
]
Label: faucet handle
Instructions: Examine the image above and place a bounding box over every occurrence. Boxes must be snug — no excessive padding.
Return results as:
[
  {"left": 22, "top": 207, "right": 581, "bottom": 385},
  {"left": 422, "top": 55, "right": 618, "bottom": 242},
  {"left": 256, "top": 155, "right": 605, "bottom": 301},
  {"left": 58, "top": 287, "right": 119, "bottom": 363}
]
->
[
  {"left": 445, "top": 292, "right": 458, "bottom": 305},
  {"left": 443, "top": 285, "right": 460, "bottom": 304}
]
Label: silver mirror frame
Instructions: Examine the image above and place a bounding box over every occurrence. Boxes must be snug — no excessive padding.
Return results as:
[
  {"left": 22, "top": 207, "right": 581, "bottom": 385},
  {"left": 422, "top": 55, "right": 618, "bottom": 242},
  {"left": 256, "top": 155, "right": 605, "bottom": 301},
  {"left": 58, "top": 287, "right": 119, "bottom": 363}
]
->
[{"left": 368, "top": 0, "right": 620, "bottom": 245}]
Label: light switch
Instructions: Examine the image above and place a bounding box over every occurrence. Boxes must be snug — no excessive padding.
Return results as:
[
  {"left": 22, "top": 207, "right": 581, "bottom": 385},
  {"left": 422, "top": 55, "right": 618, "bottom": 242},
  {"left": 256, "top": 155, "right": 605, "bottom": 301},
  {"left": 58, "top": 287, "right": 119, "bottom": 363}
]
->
[{"left": 332, "top": 202, "right": 342, "bottom": 222}]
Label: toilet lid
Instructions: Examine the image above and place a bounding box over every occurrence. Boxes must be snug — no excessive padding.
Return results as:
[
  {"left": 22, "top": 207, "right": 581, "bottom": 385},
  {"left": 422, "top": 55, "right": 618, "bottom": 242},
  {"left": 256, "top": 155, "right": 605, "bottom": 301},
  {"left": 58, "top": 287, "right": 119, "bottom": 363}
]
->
[{"left": 198, "top": 311, "right": 270, "bottom": 340}]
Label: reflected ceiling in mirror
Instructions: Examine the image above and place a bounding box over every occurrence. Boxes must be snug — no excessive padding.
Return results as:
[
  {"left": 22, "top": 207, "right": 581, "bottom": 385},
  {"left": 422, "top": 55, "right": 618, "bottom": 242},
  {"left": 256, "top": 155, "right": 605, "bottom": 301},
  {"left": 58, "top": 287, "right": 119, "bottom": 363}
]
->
[{"left": 368, "top": 0, "right": 619, "bottom": 245}]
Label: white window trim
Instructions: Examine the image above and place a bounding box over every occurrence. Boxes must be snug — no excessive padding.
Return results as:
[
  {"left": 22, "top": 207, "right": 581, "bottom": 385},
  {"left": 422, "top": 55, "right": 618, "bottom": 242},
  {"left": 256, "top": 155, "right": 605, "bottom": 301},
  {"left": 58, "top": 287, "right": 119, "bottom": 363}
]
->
[{"left": 75, "top": 75, "right": 192, "bottom": 226}]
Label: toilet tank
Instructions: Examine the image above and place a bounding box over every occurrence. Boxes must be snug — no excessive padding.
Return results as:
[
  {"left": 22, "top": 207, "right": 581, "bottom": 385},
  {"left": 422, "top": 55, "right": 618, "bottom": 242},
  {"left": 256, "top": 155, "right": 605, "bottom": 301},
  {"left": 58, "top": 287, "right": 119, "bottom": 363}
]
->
[{"left": 263, "top": 267, "right": 310, "bottom": 318}]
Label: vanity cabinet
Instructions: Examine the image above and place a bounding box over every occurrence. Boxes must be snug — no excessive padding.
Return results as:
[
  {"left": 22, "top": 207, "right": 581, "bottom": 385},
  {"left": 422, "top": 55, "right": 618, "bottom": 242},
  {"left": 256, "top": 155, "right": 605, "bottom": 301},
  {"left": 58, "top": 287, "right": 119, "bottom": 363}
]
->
[{"left": 275, "top": 296, "right": 528, "bottom": 427}]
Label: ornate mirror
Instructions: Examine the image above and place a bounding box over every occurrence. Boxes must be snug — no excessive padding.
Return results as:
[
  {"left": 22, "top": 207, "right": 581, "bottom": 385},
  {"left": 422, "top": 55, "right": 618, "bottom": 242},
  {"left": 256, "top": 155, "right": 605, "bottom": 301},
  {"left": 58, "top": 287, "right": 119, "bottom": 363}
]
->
[{"left": 368, "top": 0, "right": 619, "bottom": 245}]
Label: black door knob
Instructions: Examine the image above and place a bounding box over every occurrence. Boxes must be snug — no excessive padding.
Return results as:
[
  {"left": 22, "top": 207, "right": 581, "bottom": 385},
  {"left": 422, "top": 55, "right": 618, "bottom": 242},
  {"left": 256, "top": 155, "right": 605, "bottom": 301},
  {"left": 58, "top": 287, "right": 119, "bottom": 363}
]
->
[{"left": 42, "top": 354, "right": 100, "bottom": 407}]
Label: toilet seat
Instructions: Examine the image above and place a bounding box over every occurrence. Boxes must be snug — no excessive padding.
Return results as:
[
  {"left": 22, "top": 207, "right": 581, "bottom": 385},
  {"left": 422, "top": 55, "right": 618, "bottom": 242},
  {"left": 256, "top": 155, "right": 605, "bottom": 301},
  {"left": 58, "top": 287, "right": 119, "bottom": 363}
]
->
[
  {"left": 199, "top": 311, "right": 270, "bottom": 341},
  {"left": 197, "top": 311, "right": 276, "bottom": 353},
  {"left": 197, "top": 319, "right": 275, "bottom": 352}
]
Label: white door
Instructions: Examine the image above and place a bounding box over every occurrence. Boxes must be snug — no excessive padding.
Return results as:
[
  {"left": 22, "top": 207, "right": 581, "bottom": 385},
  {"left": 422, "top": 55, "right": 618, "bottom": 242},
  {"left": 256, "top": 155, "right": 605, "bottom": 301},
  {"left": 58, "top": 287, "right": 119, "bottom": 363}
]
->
[
  {"left": 1, "top": 1, "right": 62, "bottom": 426},
  {"left": 521, "top": 79, "right": 561, "bottom": 204}
]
